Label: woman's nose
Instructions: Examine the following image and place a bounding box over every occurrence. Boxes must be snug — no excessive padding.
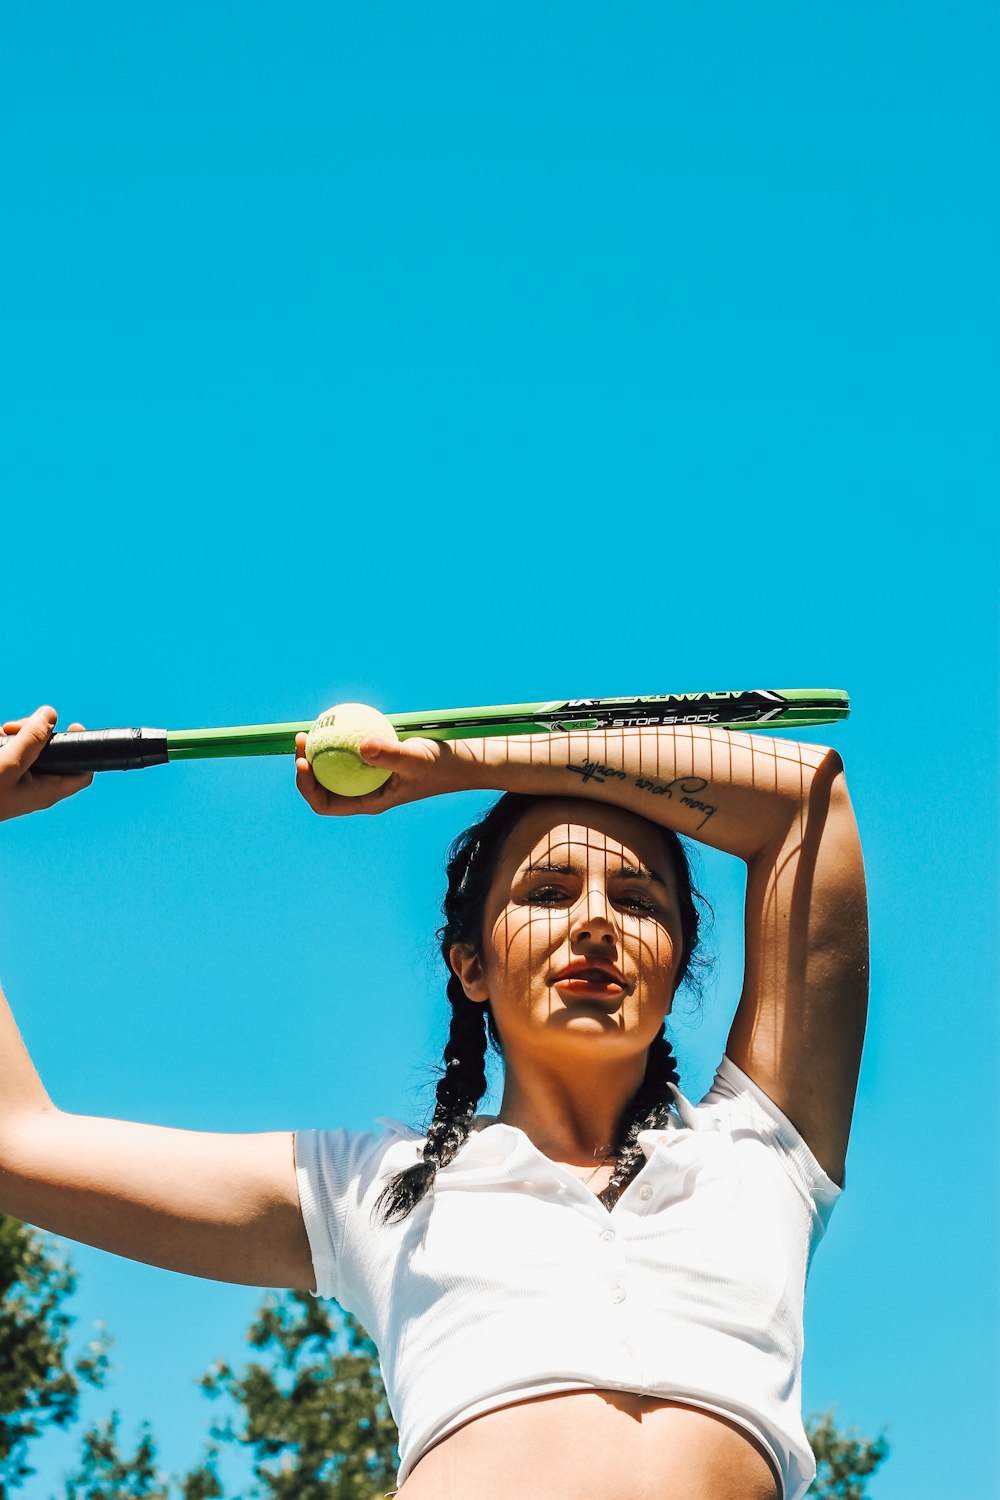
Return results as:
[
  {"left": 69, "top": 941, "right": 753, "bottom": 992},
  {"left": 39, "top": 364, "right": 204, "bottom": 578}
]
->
[{"left": 570, "top": 891, "right": 619, "bottom": 947}]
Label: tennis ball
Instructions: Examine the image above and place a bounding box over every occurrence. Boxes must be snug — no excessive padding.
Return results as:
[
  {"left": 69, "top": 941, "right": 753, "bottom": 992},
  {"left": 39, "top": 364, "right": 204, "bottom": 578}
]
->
[{"left": 305, "top": 703, "right": 398, "bottom": 797}]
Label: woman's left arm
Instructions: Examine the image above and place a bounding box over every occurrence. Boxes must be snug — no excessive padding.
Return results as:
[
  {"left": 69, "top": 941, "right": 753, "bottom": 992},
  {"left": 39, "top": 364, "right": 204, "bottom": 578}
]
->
[
  {"left": 296, "top": 724, "right": 867, "bottom": 1184},
  {"left": 481, "top": 727, "right": 867, "bottom": 1185}
]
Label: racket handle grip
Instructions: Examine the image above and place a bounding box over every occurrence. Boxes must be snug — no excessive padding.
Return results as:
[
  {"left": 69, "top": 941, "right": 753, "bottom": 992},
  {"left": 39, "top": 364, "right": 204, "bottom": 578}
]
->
[{"left": 6, "top": 728, "right": 171, "bottom": 774}]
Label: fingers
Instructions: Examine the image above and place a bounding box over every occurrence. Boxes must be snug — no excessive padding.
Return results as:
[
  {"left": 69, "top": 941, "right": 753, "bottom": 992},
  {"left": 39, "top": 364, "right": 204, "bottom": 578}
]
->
[
  {"left": 294, "top": 734, "right": 316, "bottom": 795},
  {"left": 28, "top": 769, "right": 95, "bottom": 809},
  {"left": 291, "top": 731, "right": 455, "bottom": 820},
  {"left": 294, "top": 732, "right": 340, "bottom": 813},
  {"left": 294, "top": 758, "right": 356, "bottom": 816},
  {"left": 293, "top": 731, "right": 392, "bottom": 817},
  {"left": 1, "top": 706, "right": 58, "bottom": 773},
  {"left": 356, "top": 736, "right": 398, "bottom": 766},
  {"left": 2, "top": 716, "right": 84, "bottom": 735},
  {"left": 0, "top": 707, "right": 93, "bottom": 821}
]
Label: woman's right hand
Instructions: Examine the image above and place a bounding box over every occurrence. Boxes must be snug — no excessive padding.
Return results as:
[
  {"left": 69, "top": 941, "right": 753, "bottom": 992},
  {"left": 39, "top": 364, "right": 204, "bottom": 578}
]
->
[
  {"left": 0, "top": 706, "right": 93, "bottom": 822},
  {"left": 294, "top": 730, "right": 475, "bottom": 816}
]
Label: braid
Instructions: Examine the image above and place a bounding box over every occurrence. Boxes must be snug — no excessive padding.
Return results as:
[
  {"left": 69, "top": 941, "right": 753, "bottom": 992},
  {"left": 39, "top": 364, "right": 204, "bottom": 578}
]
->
[
  {"left": 596, "top": 1026, "right": 680, "bottom": 1212},
  {"left": 373, "top": 977, "right": 488, "bottom": 1225}
]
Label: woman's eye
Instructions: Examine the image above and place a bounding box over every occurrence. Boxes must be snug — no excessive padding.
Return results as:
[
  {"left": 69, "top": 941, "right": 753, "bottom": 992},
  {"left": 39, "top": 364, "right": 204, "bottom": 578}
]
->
[
  {"left": 617, "top": 893, "right": 658, "bottom": 914},
  {"left": 523, "top": 887, "right": 658, "bottom": 914},
  {"left": 524, "top": 886, "right": 568, "bottom": 905}
]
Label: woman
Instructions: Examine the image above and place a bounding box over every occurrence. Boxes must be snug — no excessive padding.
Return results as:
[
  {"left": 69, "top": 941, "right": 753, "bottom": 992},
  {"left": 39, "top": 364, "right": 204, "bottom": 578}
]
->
[{"left": 0, "top": 705, "right": 867, "bottom": 1500}]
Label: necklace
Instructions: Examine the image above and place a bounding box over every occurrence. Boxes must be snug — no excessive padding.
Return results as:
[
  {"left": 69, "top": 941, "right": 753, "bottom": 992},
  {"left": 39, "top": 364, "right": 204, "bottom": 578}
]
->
[{"left": 580, "top": 1151, "right": 615, "bottom": 1185}]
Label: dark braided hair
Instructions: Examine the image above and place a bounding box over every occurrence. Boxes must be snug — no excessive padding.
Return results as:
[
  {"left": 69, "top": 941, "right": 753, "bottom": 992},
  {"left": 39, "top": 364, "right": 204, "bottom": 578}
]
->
[{"left": 374, "top": 793, "right": 710, "bottom": 1225}]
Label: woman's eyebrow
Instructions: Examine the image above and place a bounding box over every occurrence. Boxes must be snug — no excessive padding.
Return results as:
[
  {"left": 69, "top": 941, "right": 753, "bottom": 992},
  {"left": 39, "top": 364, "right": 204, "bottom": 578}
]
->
[
  {"left": 523, "top": 859, "right": 670, "bottom": 888},
  {"left": 616, "top": 861, "right": 671, "bottom": 888}
]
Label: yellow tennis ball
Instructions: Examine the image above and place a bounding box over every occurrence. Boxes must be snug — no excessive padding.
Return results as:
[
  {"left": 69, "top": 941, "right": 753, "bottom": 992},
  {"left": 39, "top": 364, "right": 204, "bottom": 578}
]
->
[{"left": 305, "top": 703, "right": 398, "bottom": 797}]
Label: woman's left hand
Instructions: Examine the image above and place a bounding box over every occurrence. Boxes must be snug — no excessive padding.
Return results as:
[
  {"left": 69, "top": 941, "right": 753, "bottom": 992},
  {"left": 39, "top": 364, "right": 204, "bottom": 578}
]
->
[
  {"left": 1, "top": 708, "right": 93, "bottom": 823},
  {"left": 294, "top": 732, "right": 476, "bottom": 816}
]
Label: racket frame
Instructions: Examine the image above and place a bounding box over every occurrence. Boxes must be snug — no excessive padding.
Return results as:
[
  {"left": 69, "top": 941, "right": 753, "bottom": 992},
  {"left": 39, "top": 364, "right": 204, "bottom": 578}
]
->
[{"left": 16, "top": 688, "right": 851, "bottom": 774}]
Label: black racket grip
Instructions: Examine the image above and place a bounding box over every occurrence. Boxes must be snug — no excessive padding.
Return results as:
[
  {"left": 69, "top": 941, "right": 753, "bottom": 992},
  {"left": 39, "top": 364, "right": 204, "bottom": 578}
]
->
[{"left": 5, "top": 728, "right": 171, "bottom": 774}]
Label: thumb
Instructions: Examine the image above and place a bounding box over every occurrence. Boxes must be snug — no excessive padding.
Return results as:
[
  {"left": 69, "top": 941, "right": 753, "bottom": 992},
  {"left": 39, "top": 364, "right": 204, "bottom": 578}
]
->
[
  {"left": 358, "top": 735, "right": 440, "bottom": 770},
  {"left": 5, "top": 706, "right": 58, "bottom": 774},
  {"left": 357, "top": 735, "right": 402, "bottom": 766}
]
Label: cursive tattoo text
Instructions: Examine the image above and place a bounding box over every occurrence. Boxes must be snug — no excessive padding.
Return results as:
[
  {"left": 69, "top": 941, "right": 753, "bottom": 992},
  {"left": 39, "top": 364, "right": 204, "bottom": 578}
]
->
[
  {"left": 566, "top": 758, "right": 628, "bottom": 786},
  {"left": 634, "top": 774, "right": 718, "bottom": 830}
]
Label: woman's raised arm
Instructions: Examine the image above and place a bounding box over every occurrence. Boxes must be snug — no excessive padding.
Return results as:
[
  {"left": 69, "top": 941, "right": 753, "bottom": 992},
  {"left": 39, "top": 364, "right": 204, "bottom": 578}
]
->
[
  {"left": 296, "top": 720, "right": 839, "bottom": 864},
  {"left": 476, "top": 726, "right": 869, "bottom": 1186},
  {"left": 298, "top": 724, "right": 868, "bottom": 1185},
  {"left": 1, "top": 708, "right": 315, "bottom": 1292},
  {"left": 0, "top": 1065, "right": 315, "bottom": 1291}
]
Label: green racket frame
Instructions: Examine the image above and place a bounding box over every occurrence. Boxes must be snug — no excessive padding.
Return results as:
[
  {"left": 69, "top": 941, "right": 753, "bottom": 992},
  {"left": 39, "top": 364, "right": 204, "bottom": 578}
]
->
[{"left": 17, "top": 688, "right": 850, "bottom": 776}]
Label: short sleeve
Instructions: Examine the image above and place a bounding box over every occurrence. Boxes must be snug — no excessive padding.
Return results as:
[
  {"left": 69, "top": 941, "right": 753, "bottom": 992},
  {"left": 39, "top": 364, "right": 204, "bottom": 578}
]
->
[
  {"left": 293, "top": 1126, "right": 391, "bottom": 1302},
  {"left": 700, "top": 1055, "right": 844, "bottom": 1233}
]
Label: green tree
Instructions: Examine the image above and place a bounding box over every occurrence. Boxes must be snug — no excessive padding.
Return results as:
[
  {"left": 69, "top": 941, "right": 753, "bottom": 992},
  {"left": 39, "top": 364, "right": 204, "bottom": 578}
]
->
[
  {"left": 60, "top": 1412, "right": 222, "bottom": 1500},
  {"left": 199, "top": 1291, "right": 398, "bottom": 1500},
  {"left": 806, "top": 1406, "right": 891, "bottom": 1499},
  {"left": 0, "top": 1215, "right": 112, "bottom": 1496},
  {"left": 62, "top": 1413, "right": 169, "bottom": 1500}
]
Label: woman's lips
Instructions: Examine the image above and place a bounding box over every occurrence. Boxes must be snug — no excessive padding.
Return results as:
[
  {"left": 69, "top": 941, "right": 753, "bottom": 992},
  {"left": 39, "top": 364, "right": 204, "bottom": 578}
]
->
[
  {"left": 550, "top": 965, "right": 629, "bottom": 1001},
  {"left": 553, "top": 976, "right": 626, "bottom": 1000}
]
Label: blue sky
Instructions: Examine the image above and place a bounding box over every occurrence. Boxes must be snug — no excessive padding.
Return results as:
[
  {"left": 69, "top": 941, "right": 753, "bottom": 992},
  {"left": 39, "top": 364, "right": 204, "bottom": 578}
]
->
[{"left": 1, "top": 3, "right": 996, "bottom": 1495}]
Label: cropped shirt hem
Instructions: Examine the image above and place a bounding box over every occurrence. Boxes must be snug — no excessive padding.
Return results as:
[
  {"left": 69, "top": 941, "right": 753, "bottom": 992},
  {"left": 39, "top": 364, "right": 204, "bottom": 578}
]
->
[{"left": 400, "top": 1379, "right": 785, "bottom": 1495}]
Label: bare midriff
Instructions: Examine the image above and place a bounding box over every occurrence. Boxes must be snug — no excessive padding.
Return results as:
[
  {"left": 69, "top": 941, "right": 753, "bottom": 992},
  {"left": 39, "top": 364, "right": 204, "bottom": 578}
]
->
[{"left": 394, "top": 1389, "right": 782, "bottom": 1500}]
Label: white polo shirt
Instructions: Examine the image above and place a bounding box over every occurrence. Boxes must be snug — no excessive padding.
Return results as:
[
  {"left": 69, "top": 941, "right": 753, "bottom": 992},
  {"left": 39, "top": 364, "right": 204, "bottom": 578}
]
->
[{"left": 294, "top": 1055, "right": 842, "bottom": 1499}]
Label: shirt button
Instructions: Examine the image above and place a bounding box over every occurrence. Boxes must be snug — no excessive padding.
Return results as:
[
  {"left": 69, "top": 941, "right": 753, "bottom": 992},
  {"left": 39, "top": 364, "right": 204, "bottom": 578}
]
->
[
  {"left": 600, "top": 1229, "right": 615, "bottom": 1243},
  {"left": 638, "top": 1185, "right": 653, "bottom": 1202},
  {"left": 610, "top": 1286, "right": 626, "bottom": 1305}
]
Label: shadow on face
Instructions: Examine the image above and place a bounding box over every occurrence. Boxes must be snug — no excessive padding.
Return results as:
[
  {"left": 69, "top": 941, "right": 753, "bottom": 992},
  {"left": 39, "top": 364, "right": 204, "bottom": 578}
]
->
[{"left": 451, "top": 799, "right": 687, "bottom": 1066}]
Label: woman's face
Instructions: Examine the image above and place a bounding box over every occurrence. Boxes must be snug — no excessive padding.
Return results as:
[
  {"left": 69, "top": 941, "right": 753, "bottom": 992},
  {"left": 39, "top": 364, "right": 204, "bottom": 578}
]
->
[{"left": 453, "top": 799, "right": 685, "bottom": 1067}]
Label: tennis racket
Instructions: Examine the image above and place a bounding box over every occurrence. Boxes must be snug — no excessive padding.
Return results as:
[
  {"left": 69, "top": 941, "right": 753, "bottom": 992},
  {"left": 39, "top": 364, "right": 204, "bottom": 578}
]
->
[{"left": 15, "top": 688, "right": 849, "bottom": 776}]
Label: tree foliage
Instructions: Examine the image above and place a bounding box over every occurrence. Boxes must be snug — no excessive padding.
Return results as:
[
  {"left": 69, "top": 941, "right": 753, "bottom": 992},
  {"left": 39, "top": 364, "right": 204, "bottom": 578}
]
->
[
  {"left": 806, "top": 1406, "right": 891, "bottom": 1498},
  {"left": 0, "top": 1215, "right": 112, "bottom": 1496},
  {"left": 62, "top": 1413, "right": 169, "bottom": 1500},
  {"left": 198, "top": 1291, "right": 398, "bottom": 1500}
]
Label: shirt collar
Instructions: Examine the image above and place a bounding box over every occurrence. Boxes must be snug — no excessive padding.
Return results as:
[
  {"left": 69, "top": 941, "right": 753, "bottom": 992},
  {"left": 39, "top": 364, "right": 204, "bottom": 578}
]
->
[{"left": 376, "top": 1078, "right": 703, "bottom": 1185}]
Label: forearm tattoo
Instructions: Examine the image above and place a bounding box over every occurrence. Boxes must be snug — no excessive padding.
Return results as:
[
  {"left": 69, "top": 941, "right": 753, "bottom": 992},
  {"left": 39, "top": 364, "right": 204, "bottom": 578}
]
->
[
  {"left": 566, "top": 758, "right": 627, "bottom": 786},
  {"left": 566, "top": 758, "right": 718, "bottom": 831}
]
